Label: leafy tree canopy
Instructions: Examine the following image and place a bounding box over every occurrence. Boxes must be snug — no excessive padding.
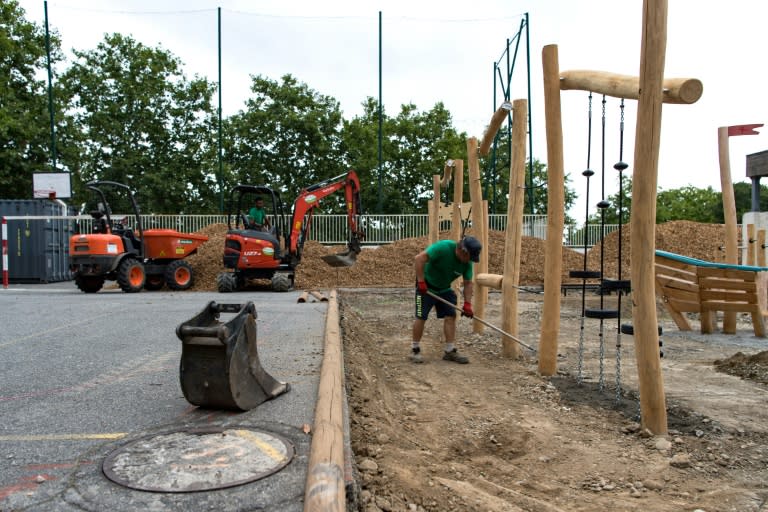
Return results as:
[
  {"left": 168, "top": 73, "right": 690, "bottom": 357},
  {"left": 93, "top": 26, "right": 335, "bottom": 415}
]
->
[
  {"left": 223, "top": 74, "right": 348, "bottom": 212},
  {"left": 344, "top": 97, "right": 467, "bottom": 214},
  {"left": 0, "top": 0, "right": 63, "bottom": 199},
  {"left": 58, "top": 33, "right": 218, "bottom": 213}
]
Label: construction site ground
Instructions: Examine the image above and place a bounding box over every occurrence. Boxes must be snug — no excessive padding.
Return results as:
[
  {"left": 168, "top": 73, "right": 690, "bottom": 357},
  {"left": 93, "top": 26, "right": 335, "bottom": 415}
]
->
[
  {"left": 3, "top": 220, "right": 768, "bottom": 511},
  {"left": 341, "top": 288, "right": 768, "bottom": 512}
]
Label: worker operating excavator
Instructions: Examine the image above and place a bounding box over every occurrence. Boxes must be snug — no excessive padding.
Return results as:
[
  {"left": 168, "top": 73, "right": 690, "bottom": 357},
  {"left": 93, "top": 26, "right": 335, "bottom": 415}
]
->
[{"left": 247, "top": 196, "right": 271, "bottom": 232}]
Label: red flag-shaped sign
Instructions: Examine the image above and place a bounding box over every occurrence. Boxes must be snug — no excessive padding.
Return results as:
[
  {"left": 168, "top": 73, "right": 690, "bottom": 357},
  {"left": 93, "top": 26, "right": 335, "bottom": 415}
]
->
[{"left": 727, "top": 123, "right": 763, "bottom": 136}]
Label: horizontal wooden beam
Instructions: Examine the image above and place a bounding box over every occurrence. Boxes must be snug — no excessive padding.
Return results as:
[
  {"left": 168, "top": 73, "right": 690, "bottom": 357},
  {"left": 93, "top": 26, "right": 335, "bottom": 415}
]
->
[{"left": 560, "top": 70, "right": 703, "bottom": 104}]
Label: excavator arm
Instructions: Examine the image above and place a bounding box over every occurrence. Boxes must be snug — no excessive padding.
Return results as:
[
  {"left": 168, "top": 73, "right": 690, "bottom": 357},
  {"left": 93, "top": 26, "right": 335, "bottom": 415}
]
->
[{"left": 287, "top": 170, "right": 365, "bottom": 266}]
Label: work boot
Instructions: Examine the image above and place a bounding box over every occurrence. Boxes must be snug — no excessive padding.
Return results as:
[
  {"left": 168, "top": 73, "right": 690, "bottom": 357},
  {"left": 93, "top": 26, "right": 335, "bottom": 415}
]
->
[
  {"left": 410, "top": 347, "right": 423, "bottom": 364},
  {"left": 443, "top": 348, "right": 469, "bottom": 364}
]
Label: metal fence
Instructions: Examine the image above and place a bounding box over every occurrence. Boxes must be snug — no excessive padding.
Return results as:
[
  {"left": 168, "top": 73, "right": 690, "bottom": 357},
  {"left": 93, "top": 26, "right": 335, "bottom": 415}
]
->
[{"left": 68, "top": 213, "right": 619, "bottom": 247}]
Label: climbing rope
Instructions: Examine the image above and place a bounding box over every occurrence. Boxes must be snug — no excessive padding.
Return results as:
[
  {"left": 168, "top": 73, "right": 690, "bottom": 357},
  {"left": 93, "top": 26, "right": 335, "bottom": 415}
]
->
[
  {"left": 614, "top": 99, "right": 627, "bottom": 404},
  {"left": 576, "top": 92, "right": 594, "bottom": 384}
]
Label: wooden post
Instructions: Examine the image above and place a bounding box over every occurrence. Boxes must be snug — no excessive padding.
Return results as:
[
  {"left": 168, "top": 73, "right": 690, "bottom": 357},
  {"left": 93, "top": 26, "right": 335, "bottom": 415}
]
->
[
  {"left": 441, "top": 161, "right": 453, "bottom": 188},
  {"left": 304, "top": 291, "right": 345, "bottom": 512},
  {"left": 467, "top": 137, "right": 488, "bottom": 333},
  {"left": 538, "top": 45, "right": 565, "bottom": 376},
  {"left": 630, "top": 0, "right": 669, "bottom": 435},
  {"left": 501, "top": 99, "right": 528, "bottom": 358},
  {"left": 430, "top": 175, "right": 440, "bottom": 245},
  {"left": 479, "top": 102, "right": 512, "bottom": 156},
  {"left": 452, "top": 160, "right": 464, "bottom": 243},
  {"left": 747, "top": 223, "right": 757, "bottom": 266},
  {"left": 717, "top": 126, "right": 739, "bottom": 332},
  {"left": 759, "top": 230, "right": 767, "bottom": 267},
  {"left": 476, "top": 273, "right": 503, "bottom": 289}
]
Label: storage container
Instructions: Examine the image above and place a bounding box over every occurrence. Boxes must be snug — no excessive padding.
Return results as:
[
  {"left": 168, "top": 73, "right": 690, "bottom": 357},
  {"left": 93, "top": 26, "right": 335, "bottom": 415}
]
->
[{"left": 0, "top": 199, "right": 74, "bottom": 283}]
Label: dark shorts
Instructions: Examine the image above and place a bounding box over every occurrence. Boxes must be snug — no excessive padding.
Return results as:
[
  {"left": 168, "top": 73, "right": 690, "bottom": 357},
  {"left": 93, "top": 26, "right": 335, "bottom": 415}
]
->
[{"left": 414, "top": 286, "right": 457, "bottom": 320}]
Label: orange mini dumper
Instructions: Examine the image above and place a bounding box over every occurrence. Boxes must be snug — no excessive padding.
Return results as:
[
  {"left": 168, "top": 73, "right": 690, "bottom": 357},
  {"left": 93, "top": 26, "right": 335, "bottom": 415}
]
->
[{"left": 69, "top": 181, "right": 208, "bottom": 293}]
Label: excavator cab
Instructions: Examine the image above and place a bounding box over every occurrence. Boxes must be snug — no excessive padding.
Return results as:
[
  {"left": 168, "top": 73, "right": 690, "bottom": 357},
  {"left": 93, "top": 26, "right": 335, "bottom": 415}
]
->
[{"left": 217, "top": 170, "right": 365, "bottom": 293}]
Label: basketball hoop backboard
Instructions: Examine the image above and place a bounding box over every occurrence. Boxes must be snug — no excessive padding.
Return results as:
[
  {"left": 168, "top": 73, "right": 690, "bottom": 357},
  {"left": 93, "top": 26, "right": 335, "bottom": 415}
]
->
[{"left": 33, "top": 172, "right": 71, "bottom": 199}]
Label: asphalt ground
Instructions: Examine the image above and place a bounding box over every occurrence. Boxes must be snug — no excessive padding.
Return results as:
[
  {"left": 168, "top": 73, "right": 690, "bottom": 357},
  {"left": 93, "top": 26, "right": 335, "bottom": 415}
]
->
[{"left": 0, "top": 282, "right": 332, "bottom": 511}]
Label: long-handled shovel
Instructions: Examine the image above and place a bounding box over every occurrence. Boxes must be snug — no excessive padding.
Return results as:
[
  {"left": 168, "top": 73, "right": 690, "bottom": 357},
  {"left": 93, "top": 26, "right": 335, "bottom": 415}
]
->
[{"left": 426, "top": 291, "right": 536, "bottom": 352}]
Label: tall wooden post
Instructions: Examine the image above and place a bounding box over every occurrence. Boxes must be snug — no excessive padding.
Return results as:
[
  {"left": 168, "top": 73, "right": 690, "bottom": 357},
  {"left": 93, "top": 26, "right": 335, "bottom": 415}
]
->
[
  {"left": 429, "top": 175, "right": 440, "bottom": 245},
  {"left": 717, "top": 126, "right": 739, "bottom": 332},
  {"left": 467, "top": 137, "right": 488, "bottom": 333},
  {"left": 501, "top": 99, "right": 528, "bottom": 358},
  {"left": 538, "top": 44, "right": 565, "bottom": 376},
  {"left": 630, "top": 0, "right": 669, "bottom": 435},
  {"left": 452, "top": 160, "right": 464, "bottom": 243}
]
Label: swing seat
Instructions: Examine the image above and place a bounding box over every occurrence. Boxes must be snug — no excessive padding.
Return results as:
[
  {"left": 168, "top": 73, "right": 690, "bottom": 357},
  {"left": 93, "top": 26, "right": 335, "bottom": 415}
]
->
[{"left": 654, "top": 250, "right": 768, "bottom": 337}]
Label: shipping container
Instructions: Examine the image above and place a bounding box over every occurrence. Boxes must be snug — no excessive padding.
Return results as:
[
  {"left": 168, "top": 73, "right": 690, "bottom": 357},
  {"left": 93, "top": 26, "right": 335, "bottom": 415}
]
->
[{"left": 0, "top": 200, "right": 74, "bottom": 283}]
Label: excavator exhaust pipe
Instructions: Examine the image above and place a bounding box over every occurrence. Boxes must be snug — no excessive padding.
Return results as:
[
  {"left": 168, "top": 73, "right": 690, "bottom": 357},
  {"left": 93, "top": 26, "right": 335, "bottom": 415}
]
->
[{"left": 176, "top": 301, "right": 289, "bottom": 410}]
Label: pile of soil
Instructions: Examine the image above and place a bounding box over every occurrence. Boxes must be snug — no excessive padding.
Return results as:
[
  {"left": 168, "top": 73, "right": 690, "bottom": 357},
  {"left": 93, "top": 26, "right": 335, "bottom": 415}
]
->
[
  {"left": 715, "top": 351, "right": 768, "bottom": 385},
  {"left": 185, "top": 220, "right": 738, "bottom": 291}
]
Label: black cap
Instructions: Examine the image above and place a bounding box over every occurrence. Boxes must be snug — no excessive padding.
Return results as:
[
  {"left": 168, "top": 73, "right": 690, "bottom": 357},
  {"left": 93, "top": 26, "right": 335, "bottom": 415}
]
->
[{"left": 460, "top": 236, "right": 482, "bottom": 262}]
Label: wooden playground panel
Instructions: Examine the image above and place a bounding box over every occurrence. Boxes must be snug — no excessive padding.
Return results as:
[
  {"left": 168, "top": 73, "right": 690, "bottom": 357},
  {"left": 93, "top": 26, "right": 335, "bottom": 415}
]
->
[{"left": 654, "top": 250, "right": 768, "bottom": 337}]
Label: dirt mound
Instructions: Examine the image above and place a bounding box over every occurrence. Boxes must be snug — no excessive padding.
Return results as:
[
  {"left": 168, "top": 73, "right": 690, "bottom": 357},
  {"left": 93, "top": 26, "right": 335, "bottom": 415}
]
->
[
  {"left": 184, "top": 220, "right": 739, "bottom": 291},
  {"left": 586, "top": 220, "right": 738, "bottom": 280},
  {"left": 715, "top": 350, "right": 768, "bottom": 385}
]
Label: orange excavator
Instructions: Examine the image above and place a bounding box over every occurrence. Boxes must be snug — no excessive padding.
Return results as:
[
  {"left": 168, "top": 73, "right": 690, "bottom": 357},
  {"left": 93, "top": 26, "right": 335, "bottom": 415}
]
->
[
  {"left": 69, "top": 181, "right": 208, "bottom": 293},
  {"left": 216, "top": 170, "right": 365, "bottom": 292}
]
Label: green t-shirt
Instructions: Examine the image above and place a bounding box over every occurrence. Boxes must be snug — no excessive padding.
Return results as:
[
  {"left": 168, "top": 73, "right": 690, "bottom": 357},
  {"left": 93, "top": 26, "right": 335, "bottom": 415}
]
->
[
  {"left": 423, "top": 239, "right": 473, "bottom": 293},
  {"left": 248, "top": 206, "right": 267, "bottom": 225}
]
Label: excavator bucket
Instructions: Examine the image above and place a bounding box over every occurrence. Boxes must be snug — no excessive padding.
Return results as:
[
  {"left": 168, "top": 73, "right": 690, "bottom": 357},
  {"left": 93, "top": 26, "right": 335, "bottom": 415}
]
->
[
  {"left": 176, "top": 301, "right": 289, "bottom": 410},
  {"left": 321, "top": 249, "right": 358, "bottom": 267},
  {"left": 320, "top": 239, "right": 361, "bottom": 267}
]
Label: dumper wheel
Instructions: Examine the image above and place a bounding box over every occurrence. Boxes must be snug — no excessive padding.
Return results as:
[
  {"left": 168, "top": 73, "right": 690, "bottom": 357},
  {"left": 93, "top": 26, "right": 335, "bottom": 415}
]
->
[
  {"left": 271, "top": 272, "right": 292, "bottom": 292},
  {"left": 117, "top": 259, "right": 145, "bottom": 293},
  {"left": 165, "top": 260, "right": 194, "bottom": 290},
  {"left": 144, "top": 275, "right": 165, "bottom": 291},
  {"left": 75, "top": 274, "right": 104, "bottom": 293},
  {"left": 216, "top": 272, "right": 237, "bottom": 293}
]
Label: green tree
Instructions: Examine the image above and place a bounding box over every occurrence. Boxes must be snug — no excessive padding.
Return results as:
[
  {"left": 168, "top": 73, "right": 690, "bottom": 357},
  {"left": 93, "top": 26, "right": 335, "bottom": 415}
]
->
[
  {"left": 733, "top": 181, "right": 768, "bottom": 220},
  {"left": 223, "top": 74, "right": 347, "bottom": 210},
  {"left": 58, "top": 33, "right": 218, "bottom": 213},
  {"left": 482, "top": 128, "right": 577, "bottom": 223},
  {"left": 343, "top": 97, "right": 466, "bottom": 214},
  {"left": 0, "top": 0, "right": 63, "bottom": 199},
  {"left": 655, "top": 185, "right": 721, "bottom": 223}
]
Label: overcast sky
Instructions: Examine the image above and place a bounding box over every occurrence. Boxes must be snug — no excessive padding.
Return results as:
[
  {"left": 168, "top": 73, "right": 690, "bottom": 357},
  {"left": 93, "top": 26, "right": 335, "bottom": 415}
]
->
[{"left": 17, "top": 0, "right": 768, "bottom": 220}]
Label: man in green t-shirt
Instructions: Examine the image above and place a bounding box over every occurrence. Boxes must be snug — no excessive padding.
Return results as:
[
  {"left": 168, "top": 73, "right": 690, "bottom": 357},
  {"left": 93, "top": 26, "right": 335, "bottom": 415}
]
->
[
  {"left": 411, "top": 236, "right": 482, "bottom": 364},
  {"left": 247, "top": 197, "right": 271, "bottom": 232}
]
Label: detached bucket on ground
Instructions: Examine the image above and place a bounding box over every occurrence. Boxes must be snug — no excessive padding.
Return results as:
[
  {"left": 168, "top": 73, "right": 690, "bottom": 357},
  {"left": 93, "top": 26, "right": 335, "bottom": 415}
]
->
[{"left": 176, "top": 301, "right": 289, "bottom": 410}]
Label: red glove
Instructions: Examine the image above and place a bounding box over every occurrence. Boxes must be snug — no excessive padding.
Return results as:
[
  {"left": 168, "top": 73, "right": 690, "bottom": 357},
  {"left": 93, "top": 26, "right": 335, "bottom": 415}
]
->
[
  {"left": 462, "top": 301, "right": 474, "bottom": 318},
  {"left": 417, "top": 280, "right": 428, "bottom": 295}
]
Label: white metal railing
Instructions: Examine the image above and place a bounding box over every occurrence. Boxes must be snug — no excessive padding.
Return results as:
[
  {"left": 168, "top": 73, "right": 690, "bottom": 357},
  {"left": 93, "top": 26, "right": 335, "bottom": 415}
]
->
[{"left": 26, "top": 213, "right": 619, "bottom": 247}]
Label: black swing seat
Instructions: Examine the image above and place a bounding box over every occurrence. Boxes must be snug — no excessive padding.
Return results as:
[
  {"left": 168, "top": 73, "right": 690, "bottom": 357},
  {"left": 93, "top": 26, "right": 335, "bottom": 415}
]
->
[
  {"left": 569, "top": 270, "right": 602, "bottom": 279},
  {"left": 584, "top": 308, "right": 619, "bottom": 319},
  {"left": 620, "top": 323, "right": 663, "bottom": 336},
  {"left": 601, "top": 279, "right": 631, "bottom": 294}
]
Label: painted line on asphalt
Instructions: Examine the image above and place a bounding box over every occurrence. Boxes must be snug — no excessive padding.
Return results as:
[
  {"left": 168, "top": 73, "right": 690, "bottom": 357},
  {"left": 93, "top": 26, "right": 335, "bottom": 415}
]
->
[
  {"left": 0, "top": 312, "right": 115, "bottom": 349},
  {"left": 235, "top": 429, "right": 286, "bottom": 462},
  {"left": 0, "top": 433, "right": 127, "bottom": 441}
]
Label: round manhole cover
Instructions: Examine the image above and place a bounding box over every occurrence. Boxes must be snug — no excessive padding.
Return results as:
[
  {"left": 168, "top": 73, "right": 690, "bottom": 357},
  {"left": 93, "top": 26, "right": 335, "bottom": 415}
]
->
[{"left": 102, "top": 427, "right": 295, "bottom": 492}]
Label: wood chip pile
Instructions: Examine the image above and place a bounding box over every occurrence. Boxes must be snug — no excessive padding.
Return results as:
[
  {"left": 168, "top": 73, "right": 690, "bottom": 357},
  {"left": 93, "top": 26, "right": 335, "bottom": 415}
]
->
[{"left": 184, "top": 220, "right": 737, "bottom": 292}]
